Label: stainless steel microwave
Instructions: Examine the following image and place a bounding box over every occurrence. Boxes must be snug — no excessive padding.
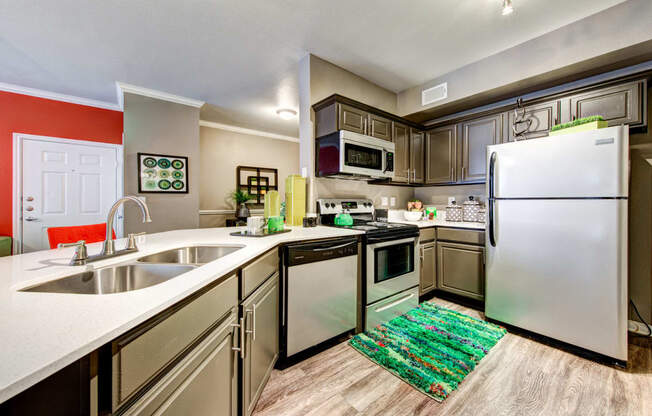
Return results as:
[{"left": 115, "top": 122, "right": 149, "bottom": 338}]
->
[{"left": 316, "top": 130, "right": 395, "bottom": 180}]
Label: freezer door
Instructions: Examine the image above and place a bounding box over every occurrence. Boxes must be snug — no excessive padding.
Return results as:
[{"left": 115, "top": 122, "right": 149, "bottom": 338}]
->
[
  {"left": 486, "top": 126, "right": 628, "bottom": 198},
  {"left": 485, "top": 199, "right": 627, "bottom": 361}
]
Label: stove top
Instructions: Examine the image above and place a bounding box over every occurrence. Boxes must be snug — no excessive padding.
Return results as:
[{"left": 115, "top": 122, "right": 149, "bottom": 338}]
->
[{"left": 316, "top": 198, "right": 417, "bottom": 238}]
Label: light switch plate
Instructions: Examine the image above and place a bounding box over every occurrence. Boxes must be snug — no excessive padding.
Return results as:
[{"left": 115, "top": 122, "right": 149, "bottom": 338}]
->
[
  {"left": 390, "top": 197, "right": 396, "bottom": 207},
  {"left": 381, "top": 197, "right": 389, "bottom": 207}
]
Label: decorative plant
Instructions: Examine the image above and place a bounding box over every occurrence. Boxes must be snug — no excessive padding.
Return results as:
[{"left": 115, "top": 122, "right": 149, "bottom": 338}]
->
[
  {"left": 551, "top": 115, "right": 604, "bottom": 132},
  {"left": 231, "top": 190, "right": 253, "bottom": 205}
]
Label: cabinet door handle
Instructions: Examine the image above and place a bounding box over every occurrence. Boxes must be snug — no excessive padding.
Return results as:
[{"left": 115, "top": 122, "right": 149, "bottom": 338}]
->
[
  {"left": 230, "top": 319, "right": 244, "bottom": 359},
  {"left": 406, "top": 169, "right": 411, "bottom": 183},
  {"left": 450, "top": 167, "right": 454, "bottom": 181},
  {"left": 246, "top": 305, "right": 256, "bottom": 341},
  {"left": 363, "top": 118, "right": 368, "bottom": 135},
  {"left": 412, "top": 169, "right": 417, "bottom": 182}
]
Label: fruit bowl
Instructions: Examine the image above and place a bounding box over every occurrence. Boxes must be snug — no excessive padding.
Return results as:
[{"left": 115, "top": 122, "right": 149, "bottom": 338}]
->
[{"left": 404, "top": 211, "right": 423, "bottom": 221}]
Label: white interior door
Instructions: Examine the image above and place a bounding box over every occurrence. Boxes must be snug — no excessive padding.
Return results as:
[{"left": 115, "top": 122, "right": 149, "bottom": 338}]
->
[{"left": 19, "top": 136, "right": 121, "bottom": 253}]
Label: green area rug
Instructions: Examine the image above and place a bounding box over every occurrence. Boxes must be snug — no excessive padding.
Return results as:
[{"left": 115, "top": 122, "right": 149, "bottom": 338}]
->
[{"left": 350, "top": 302, "right": 506, "bottom": 401}]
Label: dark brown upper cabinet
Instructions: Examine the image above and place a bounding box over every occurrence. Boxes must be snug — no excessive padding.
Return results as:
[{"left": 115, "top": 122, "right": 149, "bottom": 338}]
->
[
  {"left": 426, "top": 125, "right": 457, "bottom": 184},
  {"left": 410, "top": 129, "right": 425, "bottom": 184},
  {"left": 460, "top": 113, "right": 503, "bottom": 183},
  {"left": 368, "top": 113, "right": 393, "bottom": 141},
  {"left": 563, "top": 80, "right": 645, "bottom": 127},
  {"left": 393, "top": 122, "right": 410, "bottom": 183},
  {"left": 507, "top": 100, "right": 560, "bottom": 141},
  {"left": 338, "top": 103, "right": 368, "bottom": 135}
]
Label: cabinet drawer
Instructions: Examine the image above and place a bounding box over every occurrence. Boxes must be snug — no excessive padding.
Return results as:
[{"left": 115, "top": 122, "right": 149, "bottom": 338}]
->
[
  {"left": 123, "top": 310, "right": 237, "bottom": 416},
  {"left": 437, "top": 227, "right": 485, "bottom": 245},
  {"left": 419, "top": 227, "right": 436, "bottom": 243},
  {"left": 365, "top": 287, "right": 418, "bottom": 329},
  {"left": 242, "top": 249, "right": 279, "bottom": 299},
  {"left": 113, "top": 274, "right": 238, "bottom": 411}
]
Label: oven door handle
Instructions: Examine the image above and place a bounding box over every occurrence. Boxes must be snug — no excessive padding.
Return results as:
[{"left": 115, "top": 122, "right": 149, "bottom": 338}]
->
[
  {"left": 375, "top": 293, "right": 415, "bottom": 313},
  {"left": 366, "top": 235, "right": 417, "bottom": 245}
]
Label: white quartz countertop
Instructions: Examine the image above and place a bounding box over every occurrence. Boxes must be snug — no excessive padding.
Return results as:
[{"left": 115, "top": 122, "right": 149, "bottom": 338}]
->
[
  {"left": 0, "top": 226, "right": 363, "bottom": 403},
  {"left": 387, "top": 209, "right": 485, "bottom": 230},
  {"left": 392, "top": 218, "right": 486, "bottom": 230}
]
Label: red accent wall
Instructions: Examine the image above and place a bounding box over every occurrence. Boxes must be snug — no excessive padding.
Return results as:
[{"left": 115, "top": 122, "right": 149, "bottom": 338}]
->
[{"left": 0, "top": 91, "right": 123, "bottom": 237}]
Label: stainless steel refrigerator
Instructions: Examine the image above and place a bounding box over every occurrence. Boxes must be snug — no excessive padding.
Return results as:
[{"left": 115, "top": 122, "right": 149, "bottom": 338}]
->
[{"left": 485, "top": 126, "right": 628, "bottom": 361}]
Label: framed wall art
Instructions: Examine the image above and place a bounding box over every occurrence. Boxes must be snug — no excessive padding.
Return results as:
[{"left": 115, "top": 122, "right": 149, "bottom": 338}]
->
[{"left": 138, "top": 152, "right": 189, "bottom": 193}]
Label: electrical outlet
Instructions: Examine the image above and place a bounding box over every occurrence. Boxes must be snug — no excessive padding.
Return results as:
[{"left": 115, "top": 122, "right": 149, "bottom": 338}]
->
[
  {"left": 390, "top": 197, "right": 396, "bottom": 207},
  {"left": 381, "top": 197, "right": 389, "bottom": 207},
  {"left": 447, "top": 196, "right": 456, "bottom": 205}
]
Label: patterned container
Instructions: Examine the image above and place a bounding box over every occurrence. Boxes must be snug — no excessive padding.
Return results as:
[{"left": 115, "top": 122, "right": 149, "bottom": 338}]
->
[
  {"left": 445, "top": 201, "right": 463, "bottom": 222},
  {"left": 462, "top": 196, "right": 481, "bottom": 222},
  {"left": 476, "top": 207, "right": 487, "bottom": 223}
]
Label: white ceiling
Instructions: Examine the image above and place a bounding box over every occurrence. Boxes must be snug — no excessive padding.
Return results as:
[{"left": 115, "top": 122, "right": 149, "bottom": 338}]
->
[{"left": 0, "top": 0, "right": 627, "bottom": 136}]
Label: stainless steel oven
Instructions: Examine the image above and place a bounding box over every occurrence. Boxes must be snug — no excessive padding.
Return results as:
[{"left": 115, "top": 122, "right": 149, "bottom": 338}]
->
[
  {"left": 366, "top": 234, "right": 419, "bottom": 304},
  {"left": 316, "top": 130, "right": 395, "bottom": 180}
]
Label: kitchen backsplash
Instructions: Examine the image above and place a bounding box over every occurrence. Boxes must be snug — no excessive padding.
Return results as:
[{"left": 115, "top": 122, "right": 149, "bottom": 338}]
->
[
  {"left": 311, "top": 177, "right": 414, "bottom": 213},
  {"left": 414, "top": 184, "right": 485, "bottom": 210}
]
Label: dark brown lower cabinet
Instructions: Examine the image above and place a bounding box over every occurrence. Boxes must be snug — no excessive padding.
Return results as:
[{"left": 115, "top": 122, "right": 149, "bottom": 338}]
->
[
  {"left": 122, "top": 311, "right": 238, "bottom": 416},
  {"left": 437, "top": 241, "right": 485, "bottom": 301},
  {"left": 419, "top": 241, "right": 436, "bottom": 296},
  {"left": 0, "top": 354, "right": 94, "bottom": 416},
  {"left": 241, "top": 273, "right": 279, "bottom": 416}
]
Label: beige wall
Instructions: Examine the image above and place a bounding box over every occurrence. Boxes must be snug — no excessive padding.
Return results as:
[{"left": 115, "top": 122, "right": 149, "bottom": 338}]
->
[
  {"left": 301, "top": 54, "right": 413, "bottom": 212},
  {"left": 123, "top": 93, "right": 200, "bottom": 234},
  {"left": 199, "top": 126, "right": 300, "bottom": 226},
  {"left": 310, "top": 55, "right": 397, "bottom": 113},
  {"left": 398, "top": 0, "right": 652, "bottom": 117}
]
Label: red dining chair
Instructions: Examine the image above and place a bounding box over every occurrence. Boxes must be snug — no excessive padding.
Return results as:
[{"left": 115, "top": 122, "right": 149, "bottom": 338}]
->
[{"left": 47, "top": 223, "right": 116, "bottom": 249}]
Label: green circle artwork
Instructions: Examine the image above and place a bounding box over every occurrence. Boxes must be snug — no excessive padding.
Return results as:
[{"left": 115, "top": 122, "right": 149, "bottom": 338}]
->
[
  {"left": 171, "top": 159, "right": 184, "bottom": 169},
  {"left": 172, "top": 180, "right": 184, "bottom": 190},
  {"left": 172, "top": 170, "right": 184, "bottom": 179},
  {"left": 157, "top": 158, "right": 171, "bottom": 169},
  {"left": 144, "top": 180, "right": 157, "bottom": 190},
  {"left": 143, "top": 168, "right": 157, "bottom": 178},
  {"left": 158, "top": 179, "right": 172, "bottom": 190},
  {"left": 143, "top": 157, "right": 157, "bottom": 168},
  {"left": 159, "top": 170, "right": 170, "bottom": 179}
]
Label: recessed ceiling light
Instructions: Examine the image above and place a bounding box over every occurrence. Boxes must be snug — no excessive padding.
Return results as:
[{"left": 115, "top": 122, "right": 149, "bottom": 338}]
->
[
  {"left": 276, "top": 108, "right": 297, "bottom": 120},
  {"left": 502, "top": 0, "right": 514, "bottom": 15}
]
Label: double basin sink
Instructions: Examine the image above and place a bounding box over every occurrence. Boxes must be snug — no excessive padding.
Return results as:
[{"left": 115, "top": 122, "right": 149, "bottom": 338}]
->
[{"left": 22, "top": 245, "right": 244, "bottom": 295}]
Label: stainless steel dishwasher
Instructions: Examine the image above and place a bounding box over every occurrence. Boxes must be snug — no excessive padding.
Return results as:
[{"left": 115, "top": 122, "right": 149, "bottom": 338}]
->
[{"left": 278, "top": 237, "right": 359, "bottom": 366}]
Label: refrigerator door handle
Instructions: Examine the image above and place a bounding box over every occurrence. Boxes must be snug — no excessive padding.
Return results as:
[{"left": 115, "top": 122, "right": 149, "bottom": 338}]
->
[{"left": 489, "top": 152, "right": 497, "bottom": 247}]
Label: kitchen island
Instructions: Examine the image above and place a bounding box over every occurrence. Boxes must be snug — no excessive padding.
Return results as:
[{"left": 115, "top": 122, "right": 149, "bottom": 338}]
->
[{"left": 0, "top": 226, "right": 363, "bottom": 406}]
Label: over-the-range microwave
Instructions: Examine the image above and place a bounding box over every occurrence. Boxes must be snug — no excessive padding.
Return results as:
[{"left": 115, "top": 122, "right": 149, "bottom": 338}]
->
[{"left": 316, "top": 130, "right": 395, "bottom": 180}]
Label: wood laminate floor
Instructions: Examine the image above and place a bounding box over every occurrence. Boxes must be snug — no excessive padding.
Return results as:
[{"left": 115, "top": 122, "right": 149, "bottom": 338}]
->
[{"left": 253, "top": 297, "right": 652, "bottom": 416}]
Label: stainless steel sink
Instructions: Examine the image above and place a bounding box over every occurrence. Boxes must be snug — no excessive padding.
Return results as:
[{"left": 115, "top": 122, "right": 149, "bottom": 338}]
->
[
  {"left": 136, "top": 245, "right": 244, "bottom": 265},
  {"left": 21, "top": 263, "right": 196, "bottom": 294}
]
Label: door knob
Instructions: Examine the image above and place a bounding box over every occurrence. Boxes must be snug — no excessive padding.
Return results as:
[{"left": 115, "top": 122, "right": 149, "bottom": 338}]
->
[
  {"left": 25, "top": 206, "right": 34, "bottom": 211},
  {"left": 25, "top": 196, "right": 34, "bottom": 202},
  {"left": 24, "top": 216, "right": 40, "bottom": 222}
]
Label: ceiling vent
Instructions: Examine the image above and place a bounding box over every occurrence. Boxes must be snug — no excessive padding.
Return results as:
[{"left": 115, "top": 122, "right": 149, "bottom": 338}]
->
[{"left": 421, "top": 82, "right": 448, "bottom": 106}]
